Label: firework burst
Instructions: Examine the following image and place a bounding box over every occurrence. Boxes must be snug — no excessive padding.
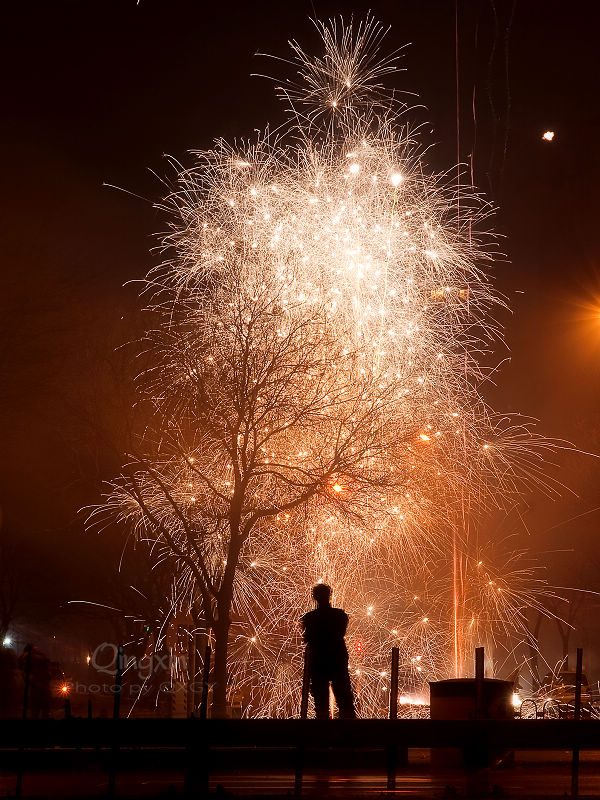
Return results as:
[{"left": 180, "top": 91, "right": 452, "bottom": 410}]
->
[{"left": 91, "top": 16, "right": 560, "bottom": 718}]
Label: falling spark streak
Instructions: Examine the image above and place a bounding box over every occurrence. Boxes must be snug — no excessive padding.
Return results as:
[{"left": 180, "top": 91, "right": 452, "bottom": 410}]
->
[{"left": 89, "top": 15, "right": 563, "bottom": 718}]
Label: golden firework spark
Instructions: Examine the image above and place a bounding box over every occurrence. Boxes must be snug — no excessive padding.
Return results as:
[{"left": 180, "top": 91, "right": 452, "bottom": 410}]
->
[{"left": 91, "top": 16, "right": 561, "bottom": 718}]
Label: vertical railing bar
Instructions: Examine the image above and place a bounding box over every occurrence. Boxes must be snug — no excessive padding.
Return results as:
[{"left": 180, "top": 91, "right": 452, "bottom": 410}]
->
[
  {"left": 387, "top": 646, "right": 400, "bottom": 790},
  {"left": 475, "top": 647, "right": 484, "bottom": 719},
  {"left": 15, "top": 644, "right": 33, "bottom": 798},
  {"left": 295, "top": 647, "right": 311, "bottom": 796},
  {"left": 571, "top": 647, "right": 583, "bottom": 797},
  {"left": 389, "top": 646, "right": 399, "bottom": 720},
  {"left": 108, "top": 644, "right": 123, "bottom": 799}
]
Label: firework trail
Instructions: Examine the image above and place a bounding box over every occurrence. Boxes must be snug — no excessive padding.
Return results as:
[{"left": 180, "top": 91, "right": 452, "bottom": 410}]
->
[{"left": 91, "top": 16, "right": 560, "bottom": 717}]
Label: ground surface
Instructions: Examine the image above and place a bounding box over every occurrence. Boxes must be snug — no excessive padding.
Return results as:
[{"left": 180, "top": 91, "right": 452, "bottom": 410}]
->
[{"left": 2, "top": 749, "right": 600, "bottom": 798}]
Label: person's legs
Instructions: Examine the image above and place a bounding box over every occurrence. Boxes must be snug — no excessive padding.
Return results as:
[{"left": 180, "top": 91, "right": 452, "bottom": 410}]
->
[
  {"left": 331, "top": 668, "right": 356, "bottom": 719},
  {"left": 310, "top": 673, "right": 330, "bottom": 720}
]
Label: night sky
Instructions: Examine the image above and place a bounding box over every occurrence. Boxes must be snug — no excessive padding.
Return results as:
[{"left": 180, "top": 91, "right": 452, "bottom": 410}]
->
[{"left": 1, "top": 0, "right": 600, "bottom": 667}]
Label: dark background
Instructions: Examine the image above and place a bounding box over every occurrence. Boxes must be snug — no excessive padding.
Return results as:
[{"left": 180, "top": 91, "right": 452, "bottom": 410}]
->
[{"left": 1, "top": 0, "right": 599, "bottom": 675}]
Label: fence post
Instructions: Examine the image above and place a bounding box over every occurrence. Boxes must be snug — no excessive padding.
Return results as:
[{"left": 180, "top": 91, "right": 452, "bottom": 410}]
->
[
  {"left": 21, "top": 645, "right": 32, "bottom": 721},
  {"left": 185, "top": 642, "right": 211, "bottom": 798},
  {"left": 389, "top": 647, "right": 399, "bottom": 720},
  {"left": 108, "top": 644, "right": 123, "bottom": 799},
  {"left": 475, "top": 647, "right": 484, "bottom": 719},
  {"left": 112, "top": 645, "right": 124, "bottom": 720},
  {"left": 15, "top": 644, "right": 33, "bottom": 798},
  {"left": 387, "top": 647, "right": 400, "bottom": 790},
  {"left": 295, "top": 647, "right": 311, "bottom": 796},
  {"left": 466, "top": 647, "right": 490, "bottom": 798},
  {"left": 571, "top": 647, "right": 583, "bottom": 796}
]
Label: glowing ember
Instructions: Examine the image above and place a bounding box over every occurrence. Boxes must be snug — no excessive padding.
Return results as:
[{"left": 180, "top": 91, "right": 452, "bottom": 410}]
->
[{"left": 512, "top": 692, "right": 522, "bottom": 708}]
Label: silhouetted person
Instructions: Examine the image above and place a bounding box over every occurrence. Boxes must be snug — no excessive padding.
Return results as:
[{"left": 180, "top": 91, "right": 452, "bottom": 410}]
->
[{"left": 301, "top": 584, "right": 356, "bottom": 719}]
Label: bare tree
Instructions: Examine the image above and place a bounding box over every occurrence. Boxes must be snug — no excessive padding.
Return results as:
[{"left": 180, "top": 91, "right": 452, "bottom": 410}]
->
[{"left": 95, "top": 270, "right": 421, "bottom": 716}]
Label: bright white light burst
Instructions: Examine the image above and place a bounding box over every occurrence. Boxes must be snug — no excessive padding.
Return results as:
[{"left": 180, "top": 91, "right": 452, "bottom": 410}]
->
[{"left": 97, "top": 16, "right": 560, "bottom": 718}]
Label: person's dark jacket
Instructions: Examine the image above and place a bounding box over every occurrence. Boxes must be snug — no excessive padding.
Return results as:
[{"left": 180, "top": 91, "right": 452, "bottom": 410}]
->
[{"left": 301, "top": 605, "right": 349, "bottom": 675}]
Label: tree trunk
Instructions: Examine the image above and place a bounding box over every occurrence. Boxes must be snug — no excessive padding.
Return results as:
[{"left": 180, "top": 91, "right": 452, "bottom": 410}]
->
[
  {"left": 210, "top": 511, "right": 243, "bottom": 718},
  {"left": 211, "top": 616, "right": 231, "bottom": 718}
]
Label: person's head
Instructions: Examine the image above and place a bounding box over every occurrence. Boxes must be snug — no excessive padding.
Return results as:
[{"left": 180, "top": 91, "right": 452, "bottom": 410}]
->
[{"left": 312, "top": 583, "right": 332, "bottom": 606}]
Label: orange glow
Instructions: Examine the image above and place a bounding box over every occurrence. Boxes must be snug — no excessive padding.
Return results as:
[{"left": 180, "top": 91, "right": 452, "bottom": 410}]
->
[{"left": 96, "top": 15, "right": 561, "bottom": 720}]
